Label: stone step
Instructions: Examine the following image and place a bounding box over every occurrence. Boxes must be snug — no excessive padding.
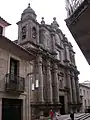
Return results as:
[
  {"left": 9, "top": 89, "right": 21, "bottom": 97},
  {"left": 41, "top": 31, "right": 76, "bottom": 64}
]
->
[
  {"left": 76, "top": 113, "right": 88, "bottom": 120},
  {"left": 61, "top": 113, "right": 90, "bottom": 120},
  {"left": 80, "top": 113, "right": 90, "bottom": 120}
]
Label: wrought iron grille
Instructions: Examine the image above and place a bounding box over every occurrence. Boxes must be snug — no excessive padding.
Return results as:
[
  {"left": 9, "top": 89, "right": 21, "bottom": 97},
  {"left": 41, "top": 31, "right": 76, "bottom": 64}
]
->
[{"left": 5, "top": 73, "right": 25, "bottom": 93}]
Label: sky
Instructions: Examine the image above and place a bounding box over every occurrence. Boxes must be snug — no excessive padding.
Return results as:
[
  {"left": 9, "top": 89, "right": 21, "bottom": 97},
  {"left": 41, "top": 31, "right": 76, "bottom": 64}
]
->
[{"left": 0, "top": 0, "right": 90, "bottom": 82}]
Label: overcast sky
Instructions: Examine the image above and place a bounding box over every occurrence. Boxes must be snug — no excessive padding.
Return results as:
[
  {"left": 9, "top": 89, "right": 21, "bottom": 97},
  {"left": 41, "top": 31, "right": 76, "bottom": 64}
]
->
[{"left": 1, "top": 0, "right": 90, "bottom": 82}]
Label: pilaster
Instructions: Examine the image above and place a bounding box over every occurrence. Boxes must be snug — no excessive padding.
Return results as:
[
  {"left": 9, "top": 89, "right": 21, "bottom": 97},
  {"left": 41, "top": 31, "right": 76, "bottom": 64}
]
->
[
  {"left": 46, "top": 60, "right": 53, "bottom": 103},
  {"left": 53, "top": 63, "right": 59, "bottom": 103},
  {"left": 67, "top": 71, "right": 73, "bottom": 104},
  {"left": 38, "top": 55, "right": 44, "bottom": 103},
  {"left": 71, "top": 72, "right": 77, "bottom": 104},
  {"left": 75, "top": 75, "right": 80, "bottom": 104},
  {"left": 51, "top": 30, "right": 57, "bottom": 57}
]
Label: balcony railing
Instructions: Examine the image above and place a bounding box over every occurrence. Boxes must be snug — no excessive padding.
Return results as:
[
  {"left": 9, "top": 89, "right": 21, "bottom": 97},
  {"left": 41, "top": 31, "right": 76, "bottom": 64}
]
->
[
  {"left": 5, "top": 73, "right": 25, "bottom": 93},
  {"left": 66, "top": 0, "right": 87, "bottom": 26}
]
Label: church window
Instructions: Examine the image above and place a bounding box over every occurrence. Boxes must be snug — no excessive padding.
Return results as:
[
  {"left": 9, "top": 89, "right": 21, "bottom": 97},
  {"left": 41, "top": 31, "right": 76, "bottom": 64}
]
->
[
  {"left": 22, "top": 26, "right": 26, "bottom": 39},
  {"left": 32, "top": 27, "right": 37, "bottom": 39}
]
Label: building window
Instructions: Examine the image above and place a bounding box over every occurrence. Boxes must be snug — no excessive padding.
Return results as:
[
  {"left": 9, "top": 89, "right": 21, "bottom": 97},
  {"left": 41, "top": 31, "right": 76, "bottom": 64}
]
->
[
  {"left": 22, "top": 26, "right": 26, "bottom": 39},
  {"left": 32, "top": 27, "right": 37, "bottom": 39},
  {"left": 0, "top": 26, "right": 3, "bottom": 35},
  {"left": 10, "top": 58, "right": 19, "bottom": 76},
  {"left": 87, "top": 91, "right": 88, "bottom": 95}
]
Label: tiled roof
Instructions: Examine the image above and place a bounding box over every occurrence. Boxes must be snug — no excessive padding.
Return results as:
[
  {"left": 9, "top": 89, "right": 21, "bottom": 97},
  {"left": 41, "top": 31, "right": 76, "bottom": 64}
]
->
[{"left": 0, "top": 16, "right": 11, "bottom": 26}]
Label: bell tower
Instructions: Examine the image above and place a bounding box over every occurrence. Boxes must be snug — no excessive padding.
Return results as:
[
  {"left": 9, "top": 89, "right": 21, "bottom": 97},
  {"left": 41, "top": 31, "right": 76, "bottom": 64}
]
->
[{"left": 17, "top": 3, "right": 39, "bottom": 48}]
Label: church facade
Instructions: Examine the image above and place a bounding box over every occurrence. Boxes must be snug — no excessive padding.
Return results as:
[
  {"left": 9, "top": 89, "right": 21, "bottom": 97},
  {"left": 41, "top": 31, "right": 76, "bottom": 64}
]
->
[{"left": 16, "top": 3, "right": 81, "bottom": 119}]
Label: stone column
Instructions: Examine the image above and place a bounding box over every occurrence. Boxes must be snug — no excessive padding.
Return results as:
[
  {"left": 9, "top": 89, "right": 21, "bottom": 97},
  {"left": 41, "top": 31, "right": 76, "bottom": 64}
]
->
[
  {"left": 46, "top": 60, "right": 53, "bottom": 103},
  {"left": 51, "top": 31, "right": 57, "bottom": 59},
  {"left": 71, "top": 72, "right": 77, "bottom": 104},
  {"left": 67, "top": 71, "right": 73, "bottom": 104},
  {"left": 75, "top": 76, "right": 80, "bottom": 104},
  {"left": 65, "top": 71, "right": 73, "bottom": 112},
  {"left": 53, "top": 63, "right": 59, "bottom": 103},
  {"left": 38, "top": 56, "right": 44, "bottom": 103},
  {"left": 64, "top": 94, "right": 68, "bottom": 114}
]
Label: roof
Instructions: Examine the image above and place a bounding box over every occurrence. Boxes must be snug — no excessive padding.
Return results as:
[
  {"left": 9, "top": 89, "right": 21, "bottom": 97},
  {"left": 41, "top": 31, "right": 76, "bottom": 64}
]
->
[
  {"left": 79, "top": 83, "right": 90, "bottom": 89},
  {"left": 0, "top": 35, "right": 35, "bottom": 61},
  {"left": 22, "top": 3, "right": 36, "bottom": 15},
  {"left": 0, "top": 16, "right": 11, "bottom": 26}
]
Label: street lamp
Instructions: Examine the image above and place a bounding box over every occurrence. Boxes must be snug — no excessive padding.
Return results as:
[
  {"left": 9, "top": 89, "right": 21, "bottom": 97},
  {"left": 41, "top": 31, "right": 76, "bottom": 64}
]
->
[
  {"left": 27, "top": 72, "right": 39, "bottom": 90},
  {"left": 26, "top": 72, "right": 39, "bottom": 120}
]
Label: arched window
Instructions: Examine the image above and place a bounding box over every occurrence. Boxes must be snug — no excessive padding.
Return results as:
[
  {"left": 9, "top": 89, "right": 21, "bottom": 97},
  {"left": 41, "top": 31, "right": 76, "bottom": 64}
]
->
[
  {"left": 22, "top": 26, "right": 26, "bottom": 39},
  {"left": 32, "top": 27, "right": 37, "bottom": 39}
]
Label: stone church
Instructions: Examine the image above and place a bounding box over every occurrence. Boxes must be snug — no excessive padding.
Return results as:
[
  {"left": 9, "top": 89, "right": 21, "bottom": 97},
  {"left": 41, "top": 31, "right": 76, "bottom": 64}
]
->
[{"left": 15, "top": 3, "right": 81, "bottom": 119}]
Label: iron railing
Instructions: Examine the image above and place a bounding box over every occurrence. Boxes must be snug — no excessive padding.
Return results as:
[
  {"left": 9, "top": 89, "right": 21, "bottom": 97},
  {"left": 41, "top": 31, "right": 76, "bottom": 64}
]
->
[
  {"left": 5, "top": 73, "right": 25, "bottom": 93},
  {"left": 66, "top": 0, "right": 88, "bottom": 26}
]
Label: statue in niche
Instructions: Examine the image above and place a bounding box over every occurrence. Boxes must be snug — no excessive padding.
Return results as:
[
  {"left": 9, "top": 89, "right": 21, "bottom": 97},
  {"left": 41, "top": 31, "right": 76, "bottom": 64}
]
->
[{"left": 58, "top": 74, "right": 63, "bottom": 88}]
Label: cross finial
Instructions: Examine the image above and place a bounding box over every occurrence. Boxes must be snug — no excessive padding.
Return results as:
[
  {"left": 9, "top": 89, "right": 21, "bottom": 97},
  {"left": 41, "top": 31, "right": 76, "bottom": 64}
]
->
[
  {"left": 41, "top": 17, "right": 45, "bottom": 25},
  {"left": 53, "top": 17, "right": 56, "bottom": 21},
  {"left": 28, "top": 3, "right": 30, "bottom": 8},
  {"left": 42, "top": 17, "right": 44, "bottom": 20}
]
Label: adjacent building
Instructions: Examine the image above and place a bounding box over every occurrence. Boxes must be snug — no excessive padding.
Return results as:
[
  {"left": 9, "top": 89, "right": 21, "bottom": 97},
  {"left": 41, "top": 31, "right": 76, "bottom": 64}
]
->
[
  {"left": 0, "top": 17, "right": 34, "bottom": 120},
  {"left": 65, "top": 0, "right": 90, "bottom": 65},
  {"left": 0, "top": 3, "right": 81, "bottom": 120},
  {"left": 79, "top": 82, "right": 90, "bottom": 112}
]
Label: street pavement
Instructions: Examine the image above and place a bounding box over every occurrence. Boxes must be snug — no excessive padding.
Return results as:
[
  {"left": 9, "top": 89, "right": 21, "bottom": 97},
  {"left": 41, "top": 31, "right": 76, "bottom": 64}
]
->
[{"left": 85, "top": 117, "right": 90, "bottom": 120}]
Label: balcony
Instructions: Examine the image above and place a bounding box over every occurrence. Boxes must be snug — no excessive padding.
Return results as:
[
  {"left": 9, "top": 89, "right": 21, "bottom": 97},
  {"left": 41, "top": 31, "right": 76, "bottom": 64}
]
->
[
  {"left": 5, "top": 73, "right": 25, "bottom": 93},
  {"left": 65, "top": 0, "right": 90, "bottom": 64}
]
